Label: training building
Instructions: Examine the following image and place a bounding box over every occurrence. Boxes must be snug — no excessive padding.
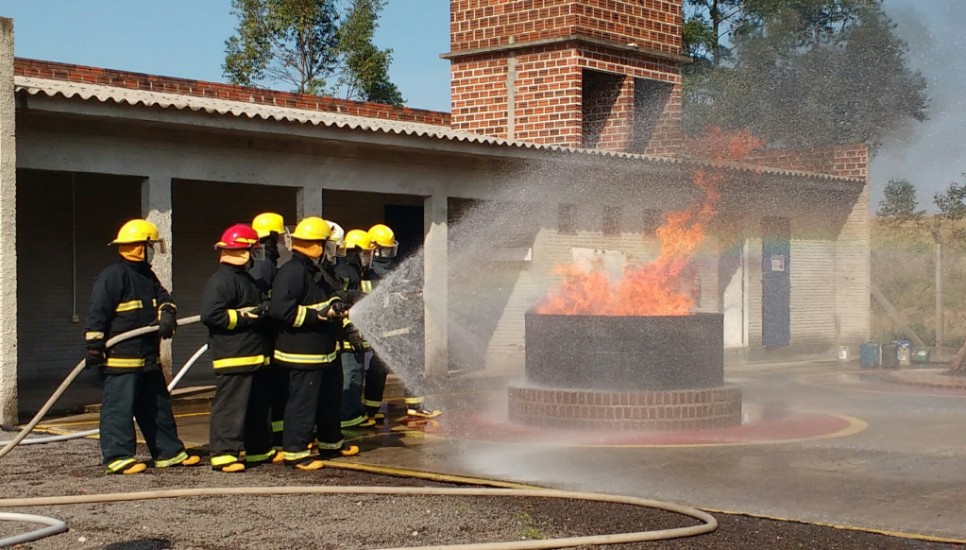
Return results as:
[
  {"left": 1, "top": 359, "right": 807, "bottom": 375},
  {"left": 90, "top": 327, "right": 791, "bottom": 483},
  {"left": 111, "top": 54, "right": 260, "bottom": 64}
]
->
[{"left": 0, "top": 0, "right": 869, "bottom": 422}]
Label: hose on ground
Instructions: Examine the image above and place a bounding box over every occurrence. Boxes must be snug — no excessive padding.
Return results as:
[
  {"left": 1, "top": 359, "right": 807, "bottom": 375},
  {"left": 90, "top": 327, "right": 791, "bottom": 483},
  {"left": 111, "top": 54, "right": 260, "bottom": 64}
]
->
[
  {"left": 0, "top": 315, "right": 201, "bottom": 460},
  {"left": 0, "top": 512, "right": 68, "bottom": 547},
  {"left": 0, "top": 343, "right": 210, "bottom": 447},
  {"left": 0, "top": 485, "right": 716, "bottom": 550}
]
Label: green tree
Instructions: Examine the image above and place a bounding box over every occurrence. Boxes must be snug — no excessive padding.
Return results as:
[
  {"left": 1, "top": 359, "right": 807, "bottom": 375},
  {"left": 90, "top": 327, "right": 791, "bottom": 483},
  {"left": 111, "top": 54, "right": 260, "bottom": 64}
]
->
[
  {"left": 877, "top": 178, "right": 923, "bottom": 221},
  {"left": 682, "top": 0, "right": 928, "bottom": 149},
  {"left": 934, "top": 176, "right": 966, "bottom": 223},
  {"left": 223, "top": 0, "right": 403, "bottom": 104},
  {"left": 682, "top": 0, "right": 743, "bottom": 70}
]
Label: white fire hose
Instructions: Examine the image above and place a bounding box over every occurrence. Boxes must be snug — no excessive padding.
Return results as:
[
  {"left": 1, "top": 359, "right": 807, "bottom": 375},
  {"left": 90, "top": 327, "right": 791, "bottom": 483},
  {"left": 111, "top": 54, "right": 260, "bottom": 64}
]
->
[{"left": 0, "top": 315, "right": 718, "bottom": 548}]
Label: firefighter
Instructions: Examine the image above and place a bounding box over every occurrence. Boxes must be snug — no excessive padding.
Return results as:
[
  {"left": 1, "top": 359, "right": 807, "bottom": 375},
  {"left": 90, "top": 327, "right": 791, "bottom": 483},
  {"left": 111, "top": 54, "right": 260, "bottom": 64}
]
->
[
  {"left": 334, "top": 229, "right": 377, "bottom": 428},
  {"left": 201, "top": 224, "right": 275, "bottom": 472},
  {"left": 250, "top": 212, "right": 287, "bottom": 457},
  {"left": 84, "top": 219, "right": 201, "bottom": 474},
  {"left": 268, "top": 216, "right": 363, "bottom": 470},
  {"left": 362, "top": 224, "right": 442, "bottom": 421}
]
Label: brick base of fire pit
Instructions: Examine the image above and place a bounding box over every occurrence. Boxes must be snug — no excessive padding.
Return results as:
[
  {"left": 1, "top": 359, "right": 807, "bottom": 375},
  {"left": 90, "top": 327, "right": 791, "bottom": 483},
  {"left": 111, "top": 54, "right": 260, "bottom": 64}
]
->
[
  {"left": 511, "top": 311, "right": 742, "bottom": 430},
  {"left": 507, "top": 384, "right": 742, "bottom": 431}
]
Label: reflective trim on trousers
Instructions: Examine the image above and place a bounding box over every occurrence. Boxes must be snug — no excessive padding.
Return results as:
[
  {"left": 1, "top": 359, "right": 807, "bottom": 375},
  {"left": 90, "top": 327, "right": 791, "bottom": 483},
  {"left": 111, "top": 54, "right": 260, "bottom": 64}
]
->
[
  {"left": 283, "top": 449, "right": 311, "bottom": 461},
  {"left": 106, "top": 457, "right": 137, "bottom": 473},
  {"left": 404, "top": 397, "right": 425, "bottom": 406},
  {"left": 316, "top": 438, "right": 344, "bottom": 451},
  {"left": 211, "top": 454, "right": 240, "bottom": 467},
  {"left": 340, "top": 416, "right": 366, "bottom": 428},
  {"left": 245, "top": 449, "right": 276, "bottom": 463},
  {"left": 362, "top": 398, "right": 382, "bottom": 408},
  {"left": 271, "top": 420, "right": 284, "bottom": 433},
  {"left": 155, "top": 450, "right": 188, "bottom": 468}
]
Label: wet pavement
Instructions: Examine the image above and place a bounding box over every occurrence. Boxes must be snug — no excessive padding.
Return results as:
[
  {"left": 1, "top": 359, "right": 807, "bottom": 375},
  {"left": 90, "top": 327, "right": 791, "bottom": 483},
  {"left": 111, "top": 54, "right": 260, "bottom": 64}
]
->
[{"left": 30, "top": 361, "right": 966, "bottom": 543}]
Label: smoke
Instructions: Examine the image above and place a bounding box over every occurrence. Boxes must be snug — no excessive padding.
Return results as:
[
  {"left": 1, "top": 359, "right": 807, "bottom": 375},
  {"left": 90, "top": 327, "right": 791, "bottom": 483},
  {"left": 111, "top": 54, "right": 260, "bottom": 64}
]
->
[{"left": 872, "top": 0, "right": 966, "bottom": 209}]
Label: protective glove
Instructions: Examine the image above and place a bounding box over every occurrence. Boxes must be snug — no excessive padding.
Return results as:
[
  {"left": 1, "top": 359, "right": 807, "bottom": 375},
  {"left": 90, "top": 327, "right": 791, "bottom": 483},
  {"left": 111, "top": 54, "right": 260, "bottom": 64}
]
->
[
  {"left": 346, "top": 330, "right": 368, "bottom": 353},
  {"left": 158, "top": 305, "right": 177, "bottom": 339},
  {"left": 255, "top": 300, "right": 271, "bottom": 317},
  {"left": 85, "top": 343, "right": 106, "bottom": 370},
  {"left": 330, "top": 300, "right": 349, "bottom": 316}
]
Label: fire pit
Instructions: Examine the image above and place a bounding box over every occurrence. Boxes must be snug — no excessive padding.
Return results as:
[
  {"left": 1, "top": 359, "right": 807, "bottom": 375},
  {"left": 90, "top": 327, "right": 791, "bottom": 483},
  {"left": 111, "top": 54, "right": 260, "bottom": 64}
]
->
[{"left": 508, "top": 311, "right": 742, "bottom": 431}]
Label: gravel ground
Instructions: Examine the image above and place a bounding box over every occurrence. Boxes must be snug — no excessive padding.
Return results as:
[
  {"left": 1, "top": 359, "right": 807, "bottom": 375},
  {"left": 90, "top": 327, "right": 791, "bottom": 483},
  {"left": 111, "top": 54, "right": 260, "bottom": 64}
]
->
[{"left": 0, "top": 438, "right": 958, "bottom": 549}]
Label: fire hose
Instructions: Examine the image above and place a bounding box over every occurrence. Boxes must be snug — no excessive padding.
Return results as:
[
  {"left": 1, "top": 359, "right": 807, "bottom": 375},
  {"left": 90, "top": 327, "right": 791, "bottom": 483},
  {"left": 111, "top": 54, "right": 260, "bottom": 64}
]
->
[{"left": 0, "top": 316, "right": 718, "bottom": 548}]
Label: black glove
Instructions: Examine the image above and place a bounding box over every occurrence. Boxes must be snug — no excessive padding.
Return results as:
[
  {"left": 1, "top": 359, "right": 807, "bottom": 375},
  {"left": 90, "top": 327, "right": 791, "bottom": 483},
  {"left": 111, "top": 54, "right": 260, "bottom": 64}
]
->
[
  {"left": 329, "top": 301, "right": 349, "bottom": 316},
  {"left": 256, "top": 300, "right": 271, "bottom": 317},
  {"left": 346, "top": 330, "right": 367, "bottom": 352},
  {"left": 158, "top": 305, "right": 177, "bottom": 339},
  {"left": 85, "top": 342, "right": 106, "bottom": 370}
]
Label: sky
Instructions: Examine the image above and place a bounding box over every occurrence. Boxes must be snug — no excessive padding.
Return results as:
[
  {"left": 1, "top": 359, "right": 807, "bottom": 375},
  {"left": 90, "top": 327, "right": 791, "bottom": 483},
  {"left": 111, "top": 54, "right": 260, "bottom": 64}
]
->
[{"left": 0, "top": 0, "right": 961, "bottom": 209}]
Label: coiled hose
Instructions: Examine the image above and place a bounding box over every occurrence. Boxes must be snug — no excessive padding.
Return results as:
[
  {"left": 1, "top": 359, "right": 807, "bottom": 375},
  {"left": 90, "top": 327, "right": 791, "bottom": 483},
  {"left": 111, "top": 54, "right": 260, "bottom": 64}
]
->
[{"left": 0, "top": 316, "right": 718, "bottom": 548}]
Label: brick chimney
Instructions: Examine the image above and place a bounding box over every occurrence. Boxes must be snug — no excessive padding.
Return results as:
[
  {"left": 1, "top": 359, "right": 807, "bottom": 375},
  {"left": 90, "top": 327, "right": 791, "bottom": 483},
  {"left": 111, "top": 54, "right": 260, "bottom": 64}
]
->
[{"left": 444, "top": 0, "right": 688, "bottom": 157}]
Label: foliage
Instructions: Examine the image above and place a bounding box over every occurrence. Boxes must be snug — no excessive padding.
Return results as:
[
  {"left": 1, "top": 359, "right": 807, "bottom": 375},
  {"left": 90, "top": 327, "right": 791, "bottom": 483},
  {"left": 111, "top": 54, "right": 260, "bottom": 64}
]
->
[
  {"left": 223, "top": 0, "right": 403, "bottom": 104},
  {"left": 934, "top": 175, "right": 966, "bottom": 223},
  {"left": 682, "top": 0, "right": 928, "bottom": 150},
  {"left": 682, "top": 0, "right": 743, "bottom": 70},
  {"left": 876, "top": 178, "right": 923, "bottom": 221}
]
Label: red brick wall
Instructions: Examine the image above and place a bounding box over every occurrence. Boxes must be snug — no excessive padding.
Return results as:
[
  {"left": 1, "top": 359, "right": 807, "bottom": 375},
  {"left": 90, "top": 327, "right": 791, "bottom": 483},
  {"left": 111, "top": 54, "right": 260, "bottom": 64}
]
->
[
  {"left": 14, "top": 58, "right": 451, "bottom": 126},
  {"left": 748, "top": 144, "right": 869, "bottom": 181},
  {"left": 450, "top": 0, "right": 682, "bottom": 56},
  {"left": 449, "top": 1, "right": 684, "bottom": 155}
]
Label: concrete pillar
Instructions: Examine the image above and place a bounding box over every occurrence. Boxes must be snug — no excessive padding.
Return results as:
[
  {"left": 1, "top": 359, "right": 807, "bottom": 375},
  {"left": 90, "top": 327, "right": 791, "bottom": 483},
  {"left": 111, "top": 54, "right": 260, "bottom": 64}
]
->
[
  {"left": 141, "top": 175, "right": 173, "bottom": 374},
  {"left": 0, "top": 18, "right": 17, "bottom": 424},
  {"left": 423, "top": 192, "right": 448, "bottom": 377},
  {"left": 297, "top": 187, "right": 324, "bottom": 219}
]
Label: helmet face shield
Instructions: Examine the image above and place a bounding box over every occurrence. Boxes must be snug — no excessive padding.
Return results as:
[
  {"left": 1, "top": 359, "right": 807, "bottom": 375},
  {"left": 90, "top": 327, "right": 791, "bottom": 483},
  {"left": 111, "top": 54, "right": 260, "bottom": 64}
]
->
[
  {"left": 373, "top": 243, "right": 398, "bottom": 259},
  {"left": 323, "top": 240, "right": 344, "bottom": 262},
  {"left": 151, "top": 239, "right": 167, "bottom": 255},
  {"left": 359, "top": 249, "right": 374, "bottom": 268},
  {"left": 251, "top": 245, "right": 266, "bottom": 262}
]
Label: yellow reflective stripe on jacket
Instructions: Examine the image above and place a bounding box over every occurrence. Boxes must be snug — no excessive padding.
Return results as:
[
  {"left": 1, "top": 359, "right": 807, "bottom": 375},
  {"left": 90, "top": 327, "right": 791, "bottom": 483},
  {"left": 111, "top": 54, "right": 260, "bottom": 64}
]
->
[
  {"left": 306, "top": 298, "right": 338, "bottom": 310},
  {"left": 226, "top": 309, "right": 239, "bottom": 330},
  {"left": 85, "top": 331, "right": 105, "bottom": 341},
  {"left": 342, "top": 340, "right": 371, "bottom": 350},
  {"left": 105, "top": 357, "right": 146, "bottom": 368},
  {"left": 115, "top": 300, "right": 143, "bottom": 313},
  {"left": 212, "top": 355, "right": 266, "bottom": 369},
  {"left": 273, "top": 350, "right": 338, "bottom": 364},
  {"left": 293, "top": 306, "right": 308, "bottom": 328},
  {"left": 210, "top": 454, "right": 240, "bottom": 467},
  {"left": 361, "top": 280, "right": 372, "bottom": 294}
]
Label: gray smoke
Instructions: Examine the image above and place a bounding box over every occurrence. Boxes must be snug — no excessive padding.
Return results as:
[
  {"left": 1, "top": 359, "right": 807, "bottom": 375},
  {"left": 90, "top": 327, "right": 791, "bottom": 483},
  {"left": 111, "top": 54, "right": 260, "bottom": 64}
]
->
[{"left": 872, "top": 0, "right": 966, "bottom": 209}]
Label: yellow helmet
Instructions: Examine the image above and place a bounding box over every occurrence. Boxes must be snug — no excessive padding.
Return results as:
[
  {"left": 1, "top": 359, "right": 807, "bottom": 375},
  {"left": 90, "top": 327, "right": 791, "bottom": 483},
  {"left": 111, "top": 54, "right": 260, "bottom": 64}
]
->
[
  {"left": 291, "top": 216, "right": 331, "bottom": 241},
  {"left": 252, "top": 212, "right": 285, "bottom": 239},
  {"left": 344, "top": 229, "right": 373, "bottom": 251},
  {"left": 368, "top": 224, "right": 398, "bottom": 258},
  {"left": 111, "top": 219, "right": 160, "bottom": 245}
]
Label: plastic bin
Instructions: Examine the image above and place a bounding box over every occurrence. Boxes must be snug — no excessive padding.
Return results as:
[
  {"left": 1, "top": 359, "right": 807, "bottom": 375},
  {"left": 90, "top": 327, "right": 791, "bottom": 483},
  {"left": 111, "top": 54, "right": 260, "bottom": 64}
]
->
[
  {"left": 881, "top": 342, "right": 900, "bottom": 369},
  {"left": 912, "top": 348, "right": 931, "bottom": 364},
  {"left": 859, "top": 342, "right": 880, "bottom": 369}
]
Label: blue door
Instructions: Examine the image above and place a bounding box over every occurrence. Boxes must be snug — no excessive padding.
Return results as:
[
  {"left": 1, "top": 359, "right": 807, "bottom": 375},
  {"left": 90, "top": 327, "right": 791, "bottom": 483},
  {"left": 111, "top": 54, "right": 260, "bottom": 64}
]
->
[{"left": 761, "top": 217, "right": 790, "bottom": 347}]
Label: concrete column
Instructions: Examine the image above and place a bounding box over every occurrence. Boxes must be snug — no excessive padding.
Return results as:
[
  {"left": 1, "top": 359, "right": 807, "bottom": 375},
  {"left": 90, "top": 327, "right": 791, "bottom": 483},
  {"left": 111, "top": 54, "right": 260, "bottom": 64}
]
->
[
  {"left": 297, "top": 186, "right": 324, "bottom": 219},
  {"left": 141, "top": 175, "right": 173, "bottom": 374},
  {"left": 423, "top": 192, "right": 448, "bottom": 377},
  {"left": 0, "top": 18, "right": 17, "bottom": 424}
]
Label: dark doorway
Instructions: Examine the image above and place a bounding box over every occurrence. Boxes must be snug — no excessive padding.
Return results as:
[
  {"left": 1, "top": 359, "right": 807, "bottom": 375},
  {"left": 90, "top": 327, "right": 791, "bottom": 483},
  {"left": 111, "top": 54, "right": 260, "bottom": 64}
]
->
[
  {"left": 384, "top": 204, "right": 424, "bottom": 261},
  {"left": 761, "top": 217, "right": 791, "bottom": 347}
]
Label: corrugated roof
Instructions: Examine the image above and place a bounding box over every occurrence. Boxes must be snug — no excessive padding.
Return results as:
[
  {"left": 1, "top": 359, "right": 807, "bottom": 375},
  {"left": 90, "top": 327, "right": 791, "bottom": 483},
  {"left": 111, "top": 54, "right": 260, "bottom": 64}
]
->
[{"left": 14, "top": 76, "right": 860, "bottom": 183}]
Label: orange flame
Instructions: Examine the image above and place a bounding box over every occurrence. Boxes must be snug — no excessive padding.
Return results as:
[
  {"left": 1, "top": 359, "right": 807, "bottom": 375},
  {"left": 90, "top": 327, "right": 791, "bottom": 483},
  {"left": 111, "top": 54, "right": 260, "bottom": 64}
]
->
[{"left": 537, "top": 128, "right": 764, "bottom": 316}]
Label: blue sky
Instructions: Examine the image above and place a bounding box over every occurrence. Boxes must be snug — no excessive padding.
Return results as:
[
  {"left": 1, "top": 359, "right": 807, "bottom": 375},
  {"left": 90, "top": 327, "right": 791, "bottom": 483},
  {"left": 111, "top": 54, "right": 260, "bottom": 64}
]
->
[{"left": 0, "top": 0, "right": 963, "bottom": 206}]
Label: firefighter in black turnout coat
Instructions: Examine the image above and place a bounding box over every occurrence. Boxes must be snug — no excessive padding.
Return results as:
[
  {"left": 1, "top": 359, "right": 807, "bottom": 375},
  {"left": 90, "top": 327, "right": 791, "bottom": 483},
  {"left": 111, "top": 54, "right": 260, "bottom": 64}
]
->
[
  {"left": 249, "top": 212, "right": 287, "bottom": 454},
  {"left": 269, "top": 217, "right": 362, "bottom": 470},
  {"left": 334, "top": 229, "right": 378, "bottom": 428},
  {"left": 201, "top": 224, "right": 275, "bottom": 472},
  {"left": 84, "top": 219, "right": 200, "bottom": 474}
]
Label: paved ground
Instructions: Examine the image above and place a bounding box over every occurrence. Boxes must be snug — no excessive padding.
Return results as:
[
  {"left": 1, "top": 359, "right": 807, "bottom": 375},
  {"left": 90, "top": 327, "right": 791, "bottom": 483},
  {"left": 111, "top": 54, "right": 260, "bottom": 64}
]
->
[{"left": 20, "top": 361, "right": 966, "bottom": 545}]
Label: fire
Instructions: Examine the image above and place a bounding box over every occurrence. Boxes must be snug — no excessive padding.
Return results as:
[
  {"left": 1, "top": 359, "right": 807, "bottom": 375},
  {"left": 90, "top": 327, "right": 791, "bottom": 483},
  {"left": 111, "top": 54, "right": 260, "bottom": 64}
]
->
[{"left": 537, "top": 128, "right": 763, "bottom": 316}]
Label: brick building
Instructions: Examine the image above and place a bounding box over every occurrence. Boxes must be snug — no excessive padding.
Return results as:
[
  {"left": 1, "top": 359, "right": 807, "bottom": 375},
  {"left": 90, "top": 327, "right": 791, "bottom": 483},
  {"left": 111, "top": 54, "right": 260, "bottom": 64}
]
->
[{"left": 0, "top": 0, "right": 869, "bottom": 422}]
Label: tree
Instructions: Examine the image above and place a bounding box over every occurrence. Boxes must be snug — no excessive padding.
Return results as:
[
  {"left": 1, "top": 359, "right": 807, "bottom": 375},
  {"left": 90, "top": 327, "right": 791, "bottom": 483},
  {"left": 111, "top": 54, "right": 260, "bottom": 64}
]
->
[
  {"left": 877, "top": 178, "right": 923, "bottom": 221},
  {"left": 682, "top": 0, "right": 743, "bottom": 70},
  {"left": 223, "top": 0, "right": 403, "bottom": 104},
  {"left": 682, "top": 0, "right": 928, "bottom": 150}
]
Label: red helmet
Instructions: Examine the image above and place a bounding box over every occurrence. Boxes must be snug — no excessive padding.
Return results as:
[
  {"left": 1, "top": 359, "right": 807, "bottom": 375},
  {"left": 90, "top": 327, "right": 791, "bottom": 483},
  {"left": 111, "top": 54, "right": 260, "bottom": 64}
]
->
[{"left": 215, "top": 224, "right": 259, "bottom": 250}]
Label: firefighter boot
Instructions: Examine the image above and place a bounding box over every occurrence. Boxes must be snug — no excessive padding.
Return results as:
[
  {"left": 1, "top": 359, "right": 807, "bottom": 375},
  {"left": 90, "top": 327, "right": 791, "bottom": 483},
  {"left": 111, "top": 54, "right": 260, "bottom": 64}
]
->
[
  {"left": 407, "top": 406, "right": 442, "bottom": 419},
  {"left": 155, "top": 451, "right": 202, "bottom": 468},
  {"left": 105, "top": 458, "right": 147, "bottom": 475}
]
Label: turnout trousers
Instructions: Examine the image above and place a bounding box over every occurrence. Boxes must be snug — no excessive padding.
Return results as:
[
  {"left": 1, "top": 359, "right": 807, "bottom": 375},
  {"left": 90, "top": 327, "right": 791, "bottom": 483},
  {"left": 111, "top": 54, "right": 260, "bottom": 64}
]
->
[
  {"left": 269, "top": 361, "right": 288, "bottom": 447},
  {"left": 341, "top": 350, "right": 371, "bottom": 427},
  {"left": 100, "top": 369, "right": 186, "bottom": 467},
  {"left": 362, "top": 352, "right": 428, "bottom": 415},
  {"left": 282, "top": 360, "right": 345, "bottom": 461},
  {"left": 209, "top": 369, "right": 273, "bottom": 465}
]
